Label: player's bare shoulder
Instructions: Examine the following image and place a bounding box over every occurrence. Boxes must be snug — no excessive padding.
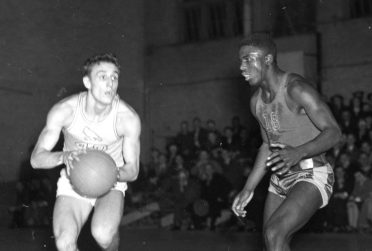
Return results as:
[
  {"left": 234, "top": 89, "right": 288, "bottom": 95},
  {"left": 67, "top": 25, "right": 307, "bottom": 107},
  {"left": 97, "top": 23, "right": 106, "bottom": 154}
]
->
[
  {"left": 116, "top": 99, "right": 141, "bottom": 137},
  {"left": 47, "top": 94, "right": 80, "bottom": 127},
  {"left": 286, "top": 73, "right": 309, "bottom": 94},
  {"left": 285, "top": 73, "right": 320, "bottom": 111}
]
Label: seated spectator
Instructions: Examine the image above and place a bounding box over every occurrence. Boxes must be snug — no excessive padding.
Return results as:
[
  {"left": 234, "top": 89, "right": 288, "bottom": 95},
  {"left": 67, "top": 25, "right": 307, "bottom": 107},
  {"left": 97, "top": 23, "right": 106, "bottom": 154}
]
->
[
  {"left": 365, "top": 114, "right": 372, "bottom": 130},
  {"left": 147, "top": 147, "right": 161, "bottom": 174},
  {"left": 360, "top": 141, "right": 372, "bottom": 163},
  {"left": 367, "top": 92, "right": 372, "bottom": 106},
  {"left": 361, "top": 102, "right": 372, "bottom": 118},
  {"left": 190, "top": 149, "right": 222, "bottom": 177},
  {"left": 193, "top": 163, "right": 232, "bottom": 230},
  {"left": 329, "top": 94, "right": 345, "bottom": 123},
  {"left": 220, "top": 126, "right": 239, "bottom": 154},
  {"left": 191, "top": 117, "right": 208, "bottom": 153},
  {"left": 206, "top": 119, "right": 222, "bottom": 139},
  {"left": 204, "top": 131, "right": 221, "bottom": 153},
  {"left": 358, "top": 192, "right": 372, "bottom": 231},
  {"left": 20, "top": 177, "right": 53, "bottom": 227},
  {"left": 218, "top": 149, "right": 246, "bottom": 192},
  {"left": 355, "top": 118, "right": 369, "bottom": 146},
  {"left": 231, "top": 116, "right": 244, "bottom": 140},
  {"left": 327, "top": 166, "right": 353, "bottom": 231},
  {"left": 175, "top": 121, "right": 194, "bottom": 161},
  {"left": 349, "top": 95, "right": 363, "bottom": 120},
  {"left": 235, "top": 127, "right": 252, "bottom": 158},
  {"left": 9, "top": 181, "right": 30, "bottom": 228},
  {"left": 168, "top": 154, "right": 189, "bottom": 175},
  {"left": 347, "top": 170, "right": 372, "bottom": 231},
  {"left": 24, "top": 178, "right": 52, "bottom": 227},
  {"left": 210, "top": 147, "right": 222, "bottom": 162},
  {"left": 358, "top": 152, "right": 372, "bottom": 178},
  {"left": 337, "top": 152, "right": 358, "bottom": 186},
  {"left": 339, "top": 110, "right": 357, "bottom": 134},
  {"left": 166, "top": 143, "right": 179, "bottom": 168},
  {"left": 147, "top": 153, "right": 170, "bottom": 190},
  {"left": 342, "top": 133, "right": 360, "bottom": 162},
  {"left": 158, "top": 169, "right": 202, "bottom": 230},
  {"left": 367, "top": 130, "right": 372, "bottom": 145}
]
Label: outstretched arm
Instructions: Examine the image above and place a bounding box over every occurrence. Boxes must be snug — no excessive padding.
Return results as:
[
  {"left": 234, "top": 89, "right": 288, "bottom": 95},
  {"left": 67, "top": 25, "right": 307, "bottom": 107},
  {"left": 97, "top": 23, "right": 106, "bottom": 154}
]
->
[
  {"left": 242, "top": 126, "right": 271, "bottom": 192},
  {"left": 30, "top": 102, "right": 73, "bottom": 169},
  {"left": 232, "top": 92, "right": 271, "bottom": 217},
  {"left": 117, "top": 110, "right": 141, "bottom": 182}
]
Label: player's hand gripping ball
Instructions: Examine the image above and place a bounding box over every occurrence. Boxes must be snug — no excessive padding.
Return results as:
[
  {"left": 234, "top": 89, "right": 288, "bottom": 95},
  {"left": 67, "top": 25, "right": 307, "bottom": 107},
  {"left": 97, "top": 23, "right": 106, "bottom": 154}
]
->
[{"left": 69, "top": 150, "right": 118, "bottom": 198}]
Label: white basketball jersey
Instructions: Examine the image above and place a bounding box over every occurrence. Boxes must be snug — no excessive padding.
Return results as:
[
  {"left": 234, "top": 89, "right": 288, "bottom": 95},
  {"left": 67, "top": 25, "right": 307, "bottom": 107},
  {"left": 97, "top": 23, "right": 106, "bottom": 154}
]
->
[{"left": 63, "top": 92, "right": 124, "bottom": 167}]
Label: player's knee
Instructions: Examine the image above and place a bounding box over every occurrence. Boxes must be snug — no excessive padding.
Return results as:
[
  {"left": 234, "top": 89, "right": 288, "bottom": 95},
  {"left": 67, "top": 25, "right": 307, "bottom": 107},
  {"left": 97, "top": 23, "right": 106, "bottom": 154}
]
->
[
  {"left": 54, "top": 230, "right": 77, "bottom": 251},
  {"left": 91, "top": 224, "right": 118, "bottom": 248},
  {"left": 263, "top": 222, "right": 286, "bottom": 247}
]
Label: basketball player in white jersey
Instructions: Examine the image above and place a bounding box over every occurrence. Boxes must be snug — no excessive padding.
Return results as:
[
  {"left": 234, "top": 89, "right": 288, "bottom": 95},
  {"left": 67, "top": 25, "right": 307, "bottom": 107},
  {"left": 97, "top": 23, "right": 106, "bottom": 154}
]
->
[
  {"left": 231, "top": 35, "right": 341, "bottom": 251},
  {"left": 30, "top": 53, "right": 141, "bottom": 251}
]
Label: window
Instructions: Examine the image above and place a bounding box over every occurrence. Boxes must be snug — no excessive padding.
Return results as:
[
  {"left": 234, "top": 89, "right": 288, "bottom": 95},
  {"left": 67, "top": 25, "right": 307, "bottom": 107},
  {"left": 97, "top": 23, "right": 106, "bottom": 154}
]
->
[
  {"left": 181, "top": 0, "right": 243, "bottom": 43},
  {"left": 350, "top": 0, "right": 372, "bottom": 18},
  {"left": 272, "top": 0, "right": 316, "bottom": 37},
  {"left": 208, "top": 1, "right": 227, "bottom": 39},
  {"left": 184, "top": 5, "right": 202, "bottom": 42}
]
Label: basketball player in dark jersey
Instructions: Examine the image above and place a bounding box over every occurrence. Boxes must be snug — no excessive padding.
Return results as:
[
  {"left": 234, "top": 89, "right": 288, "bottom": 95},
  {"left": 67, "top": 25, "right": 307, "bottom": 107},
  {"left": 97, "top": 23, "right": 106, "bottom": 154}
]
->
[
  {"left": 231, "top": 34, "right": 341, "bottom": 251},
  {"left": 30, "top": 53, "right": 141, "bottom": 251}
]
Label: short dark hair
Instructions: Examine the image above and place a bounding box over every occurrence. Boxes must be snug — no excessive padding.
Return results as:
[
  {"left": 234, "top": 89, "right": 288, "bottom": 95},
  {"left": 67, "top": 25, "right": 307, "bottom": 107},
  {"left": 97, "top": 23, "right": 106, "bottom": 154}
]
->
[
  {"left": 83, "top": 53, "right": 120, "bottom": 77},
  {"left": 240, "top": 33, "right": 277, "bottom": 62}
]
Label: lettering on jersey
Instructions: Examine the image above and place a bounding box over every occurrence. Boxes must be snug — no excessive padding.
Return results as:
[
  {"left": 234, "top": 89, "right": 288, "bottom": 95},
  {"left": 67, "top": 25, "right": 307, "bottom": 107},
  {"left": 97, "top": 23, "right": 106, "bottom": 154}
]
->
[
  {"left": 262, "top": 111, "right": 280, "bottom": 133},
  {"left": 271, "top": 112, "right": 280, "bottom": 131},
  {"left": 83, "top": 127, "right": 102, "bottom": 142},
  {"left": 76, "top": 142, "right": 108, "bottom": 151},
  {"left": 73, "top": 126, "right": 108, "bottom": 151}
]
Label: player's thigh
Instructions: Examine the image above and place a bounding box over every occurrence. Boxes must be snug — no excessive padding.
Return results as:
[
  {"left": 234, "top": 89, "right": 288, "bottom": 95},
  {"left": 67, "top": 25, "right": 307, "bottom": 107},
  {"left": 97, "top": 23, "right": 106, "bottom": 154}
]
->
[
  {"left": 263, "top": 191, "right": 285, "bottom": 225},
  {"left": 266, "top": 182, "right": 322, "bottom": 235},
  {"left": 91, "top": 190, "right": 124, "bottom": 230},
  {"left": 53, "top": 195, "right": 93, "bottom": 237}
]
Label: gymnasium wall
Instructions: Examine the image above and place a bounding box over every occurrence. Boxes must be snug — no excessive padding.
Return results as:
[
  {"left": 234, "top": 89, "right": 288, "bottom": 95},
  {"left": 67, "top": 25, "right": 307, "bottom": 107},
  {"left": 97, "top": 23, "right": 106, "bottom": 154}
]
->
[
  {"left": 0, "top": 0, "right": 144, "bottom": 181},
  {"left": 318, "top": 18, "right": 372, "bottom": 99},
  {"left": 145, "top": 35, "right": 317, "bottom": 151},
  {"left": 145, "top": 0, "right": 180, "bottom": 46}
]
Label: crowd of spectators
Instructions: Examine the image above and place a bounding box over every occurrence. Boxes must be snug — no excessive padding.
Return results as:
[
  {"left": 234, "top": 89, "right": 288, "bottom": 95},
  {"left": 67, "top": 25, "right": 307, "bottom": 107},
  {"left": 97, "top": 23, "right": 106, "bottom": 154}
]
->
[
  {"left": 324, "top": 91, "right": 372, "bottom": 233},
  {"left": 8, "top": 162, "right": 55, "bottom": 228},
  {"left": 129, "top": 90, "right": 372, "bottom": 233},
  {"left": 8, "top": 145, "right": 59, "bottom": 228},
  {"left": 8, "top": 91, "right": 372, "bottom": 234},
  {"left": 127, "top": 115, "right": 266, "bottom": 231}
]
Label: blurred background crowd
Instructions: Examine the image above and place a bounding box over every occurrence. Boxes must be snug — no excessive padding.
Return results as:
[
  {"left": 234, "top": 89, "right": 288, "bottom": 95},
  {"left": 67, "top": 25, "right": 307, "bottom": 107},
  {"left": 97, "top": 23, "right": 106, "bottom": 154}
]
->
[{"left": 8, "top": 90, "right": 372, "bottom": 234}]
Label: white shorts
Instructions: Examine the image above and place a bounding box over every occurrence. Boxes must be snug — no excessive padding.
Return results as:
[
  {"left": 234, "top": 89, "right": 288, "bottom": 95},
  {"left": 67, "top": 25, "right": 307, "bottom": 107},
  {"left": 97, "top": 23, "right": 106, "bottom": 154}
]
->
[
  {"left": 268, "top": 160, "right": 334, "bottom": 208},
  {"left": 56, "top": 169, "right": 127, "bottom": 206}
]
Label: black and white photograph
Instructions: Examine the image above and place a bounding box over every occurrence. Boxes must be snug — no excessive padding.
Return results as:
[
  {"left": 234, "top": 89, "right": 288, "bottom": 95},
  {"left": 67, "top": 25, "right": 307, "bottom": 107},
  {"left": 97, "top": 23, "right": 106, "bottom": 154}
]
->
[{"left": 0, "top": 0, "right": 372, "bottom": 250}]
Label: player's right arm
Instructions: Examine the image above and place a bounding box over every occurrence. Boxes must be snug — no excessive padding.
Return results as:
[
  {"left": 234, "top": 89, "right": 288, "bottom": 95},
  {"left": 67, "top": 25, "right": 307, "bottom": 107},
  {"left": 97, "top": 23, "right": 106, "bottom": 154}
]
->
[
  {"left": 232, "top": 91, "right": 271, "bottom": 217},
  {"left": 30, "top": 100, "right": 75, "bottom": 169}
]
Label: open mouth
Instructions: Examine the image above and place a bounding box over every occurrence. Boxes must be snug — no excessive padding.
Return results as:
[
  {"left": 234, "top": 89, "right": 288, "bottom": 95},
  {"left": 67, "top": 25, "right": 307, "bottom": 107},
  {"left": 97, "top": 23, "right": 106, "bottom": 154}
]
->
[
  {"left": 105, "top": 91, "right": 114, "bottom": 96},
  {"left": 242, "top": 72, "right": 252, "bottom": 80}
]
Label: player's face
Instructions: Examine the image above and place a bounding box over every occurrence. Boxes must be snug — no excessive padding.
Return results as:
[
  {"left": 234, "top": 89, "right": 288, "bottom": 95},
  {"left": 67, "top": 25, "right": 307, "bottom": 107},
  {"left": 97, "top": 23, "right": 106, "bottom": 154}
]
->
[
  {"left": 85, "top": 62, "right": 119, "bottom": 105},
  {"left": 239, "top": 45, "right": 266, "bottom": 85}
]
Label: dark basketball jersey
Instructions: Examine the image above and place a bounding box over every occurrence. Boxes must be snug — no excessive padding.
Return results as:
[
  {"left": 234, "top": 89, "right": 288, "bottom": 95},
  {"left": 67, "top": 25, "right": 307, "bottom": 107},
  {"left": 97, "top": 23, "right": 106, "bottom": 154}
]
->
[{"left": 255, "top": 73, "right": 328, "bottom": 169}]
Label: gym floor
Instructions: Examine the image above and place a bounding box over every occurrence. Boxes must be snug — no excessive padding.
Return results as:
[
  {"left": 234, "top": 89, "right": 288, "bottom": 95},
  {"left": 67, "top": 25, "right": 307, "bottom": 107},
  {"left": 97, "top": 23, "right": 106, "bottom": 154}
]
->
[{"left": 1, "top": 227, "right": 372, "bottom": 251}]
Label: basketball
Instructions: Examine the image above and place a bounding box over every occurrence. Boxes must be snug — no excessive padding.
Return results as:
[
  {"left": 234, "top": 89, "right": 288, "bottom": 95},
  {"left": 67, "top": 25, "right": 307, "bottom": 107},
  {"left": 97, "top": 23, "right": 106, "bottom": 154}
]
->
[{"left": 69, "top": 150, "right": 118, "bottom": 198}]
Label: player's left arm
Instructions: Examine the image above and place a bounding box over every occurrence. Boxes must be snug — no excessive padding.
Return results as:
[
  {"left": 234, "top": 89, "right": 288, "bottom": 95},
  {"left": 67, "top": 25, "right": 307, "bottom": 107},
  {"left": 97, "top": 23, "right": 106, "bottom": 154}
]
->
[
  {"left": 269, "top": 77, "right": 341, "bottom": 174},
  {"left": 116, "top": 108, "right": 141, "bottom": 182}
]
